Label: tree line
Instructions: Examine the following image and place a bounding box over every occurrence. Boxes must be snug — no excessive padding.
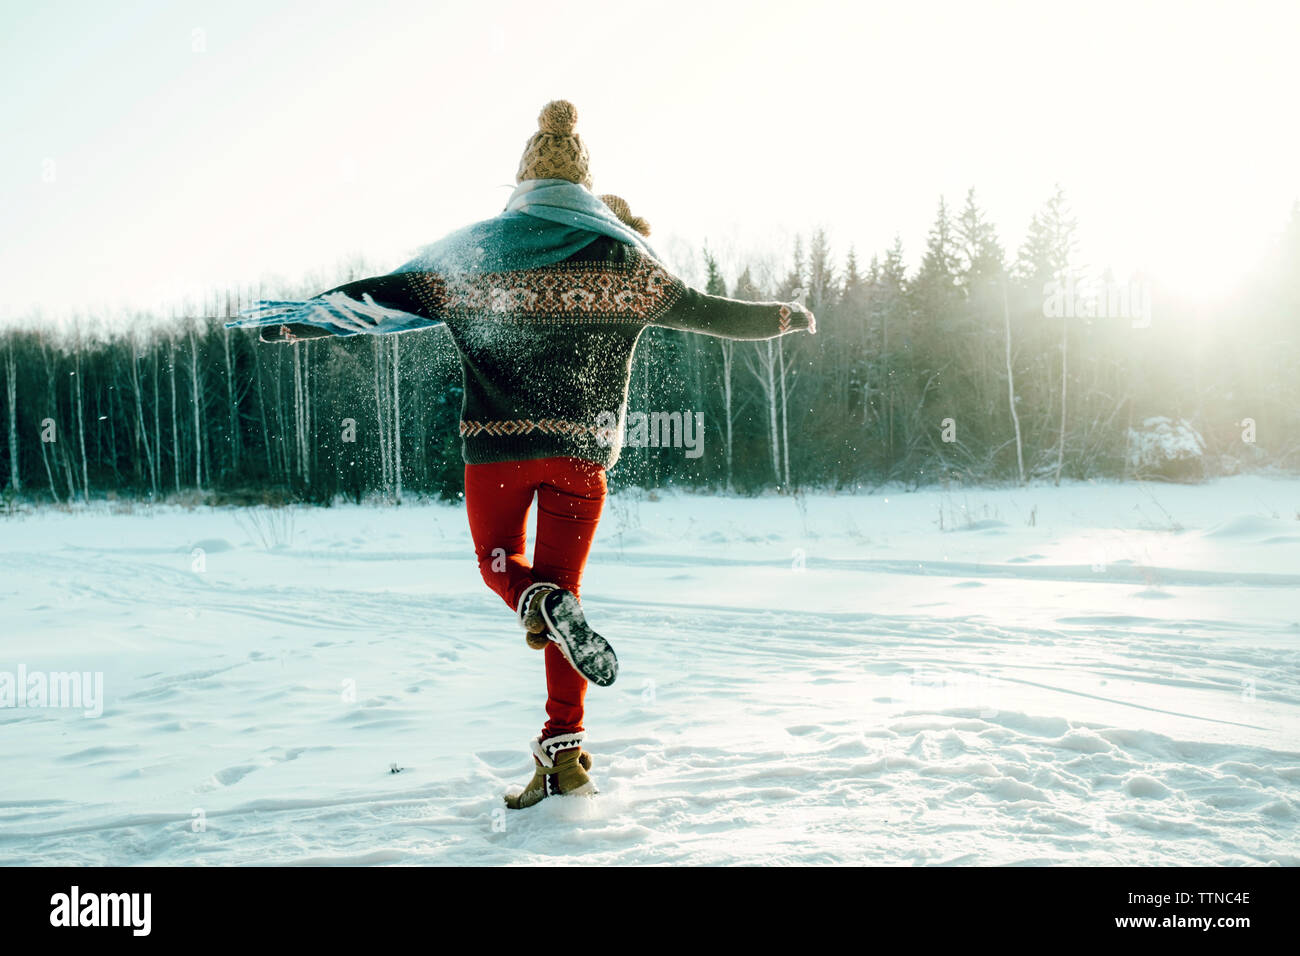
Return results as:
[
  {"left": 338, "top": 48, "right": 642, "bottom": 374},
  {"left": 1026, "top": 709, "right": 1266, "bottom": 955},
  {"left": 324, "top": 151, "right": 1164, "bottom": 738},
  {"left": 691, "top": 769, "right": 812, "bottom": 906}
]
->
[{"left": 3, "top": 187, "right": 1298, "bottom": 506}]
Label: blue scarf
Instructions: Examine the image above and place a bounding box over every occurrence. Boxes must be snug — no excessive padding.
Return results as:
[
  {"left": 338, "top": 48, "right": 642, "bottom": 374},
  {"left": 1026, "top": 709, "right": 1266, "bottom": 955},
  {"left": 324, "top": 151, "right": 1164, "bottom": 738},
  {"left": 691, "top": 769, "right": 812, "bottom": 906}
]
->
[{"left": 225, "top": 179, "right": 660, "bottom": 336}]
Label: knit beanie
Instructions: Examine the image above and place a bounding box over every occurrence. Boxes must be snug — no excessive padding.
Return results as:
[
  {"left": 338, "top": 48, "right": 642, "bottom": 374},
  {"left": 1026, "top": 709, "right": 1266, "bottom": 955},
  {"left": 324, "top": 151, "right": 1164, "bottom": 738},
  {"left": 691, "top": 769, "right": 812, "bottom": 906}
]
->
[
  {"left": 599, "top": 194, "right": 651, "bottom": 237},
  {"left": 516, "top": 100, "right": 592, "bottom": 188}
]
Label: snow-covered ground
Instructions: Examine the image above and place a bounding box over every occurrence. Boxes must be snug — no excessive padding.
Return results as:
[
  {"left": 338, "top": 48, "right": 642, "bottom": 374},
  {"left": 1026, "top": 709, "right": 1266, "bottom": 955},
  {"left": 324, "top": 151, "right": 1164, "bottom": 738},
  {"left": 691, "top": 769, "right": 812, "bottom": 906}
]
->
[{"left": 1, "top": 475, "right": 1297, "bottom": 865}]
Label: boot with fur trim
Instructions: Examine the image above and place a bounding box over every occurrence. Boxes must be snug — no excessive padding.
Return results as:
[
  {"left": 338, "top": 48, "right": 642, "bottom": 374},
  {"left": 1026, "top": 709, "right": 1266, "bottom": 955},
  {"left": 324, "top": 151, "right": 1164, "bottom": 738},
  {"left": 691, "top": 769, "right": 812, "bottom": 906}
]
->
[
  {"left": 516, "top": 582, "right": 558, "bottom": 650},
  {"left": 503, "top": 733, "right": 596, "bottom": 810}
]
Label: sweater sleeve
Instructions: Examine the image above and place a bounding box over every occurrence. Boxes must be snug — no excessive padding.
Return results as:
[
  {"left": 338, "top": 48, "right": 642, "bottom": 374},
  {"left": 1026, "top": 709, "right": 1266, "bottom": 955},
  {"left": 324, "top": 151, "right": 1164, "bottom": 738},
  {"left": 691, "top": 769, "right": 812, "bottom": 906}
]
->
[
  {"left": 254, "top": 272, "right": 442, "bottom": 343},
  {"left": 647, "top": 283, "right": 817, "bottom": 341}
]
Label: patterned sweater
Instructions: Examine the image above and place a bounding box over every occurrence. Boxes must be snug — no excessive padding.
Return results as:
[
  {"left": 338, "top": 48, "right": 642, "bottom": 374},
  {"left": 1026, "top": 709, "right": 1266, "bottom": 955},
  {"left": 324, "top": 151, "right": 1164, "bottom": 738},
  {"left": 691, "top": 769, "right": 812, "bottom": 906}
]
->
[{"left": 274, "top": 236, "right": 814, "bottom": 469}]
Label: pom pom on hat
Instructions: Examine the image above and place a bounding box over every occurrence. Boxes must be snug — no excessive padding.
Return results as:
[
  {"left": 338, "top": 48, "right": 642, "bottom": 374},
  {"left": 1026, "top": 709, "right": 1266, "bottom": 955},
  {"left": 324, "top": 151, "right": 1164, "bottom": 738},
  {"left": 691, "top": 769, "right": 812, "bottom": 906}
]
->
[
  {"left": 599, "top": 193, "right": 652, "bottom": 237},
  {"left": 538, "top": 100, "right": 578, "bottom": 135}
]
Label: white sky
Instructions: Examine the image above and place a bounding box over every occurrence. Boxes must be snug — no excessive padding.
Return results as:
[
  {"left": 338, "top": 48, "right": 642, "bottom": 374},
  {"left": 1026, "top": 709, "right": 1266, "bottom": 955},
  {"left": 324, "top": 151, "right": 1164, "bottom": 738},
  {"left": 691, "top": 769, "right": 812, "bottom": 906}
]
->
[{"left": 1, "top": 0, "right": 1297, "bottom": 325}]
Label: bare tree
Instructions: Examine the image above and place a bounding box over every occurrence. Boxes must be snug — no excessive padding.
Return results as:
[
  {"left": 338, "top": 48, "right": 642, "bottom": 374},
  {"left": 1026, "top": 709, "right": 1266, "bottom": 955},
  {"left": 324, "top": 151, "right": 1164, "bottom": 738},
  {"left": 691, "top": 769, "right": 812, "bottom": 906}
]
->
[
  {"left": 73, "top": 331, "right": 89, "bottom": 500},
  {"left": 59, "top": 434, "right": 76, "bottom": 503},
  {"left": 297, "top": 339, "right": 314, "bottom": 485},
  {"left": 292, "top": 340, "right": 308, "bottom": 483},
  {"left": 392, "top": 335, "right": 402, "bottom": 504},
  {"left": 745, "top": 340, "right": 782, "bottom": 485},
  {"left": 5, "top": 338, "right": 18, "bottom": 492},
  {"left": 1002, "top": 283, "right": 1025, "bottom": 484},
  {"left": 189, "top": 327, "right": 204, "bottom": 490},
  {"left": 105, "top": 350, "right": 120, "bottom": 483},
  {"left": 305, "top": 340, "right": 313, "bottom": 483},
  {"left": 128, "top": 334, "right": 158, "bottom": 495},
  {"left": 38, "top": 333, "right": 60, "bottom": 503},
  {"left": 373, "top": 336, "right": 390, "bottom": 498},
  {"left": 223, "top": 296, "right": 241, "bottom": 474},
  {"left": 168, "top": 334, "right": 181, "bottom": 492},
  {"left": 1055, "top": 316, "right": 1067, "bottom": 486},
  {"left": 252, "top": 346, "right": 274, "bottom": 480},
  {"left": 270, "top": 347, "right": 288, "bottom": 479},
  {"left": 718, "top": 338, "right": 735, "bottom": 491},
  {"left": 151, "top": 344, "right": 161, "bottom": 496},
  {"left": 777, "top": 336, "right": 792, "bottom": 489}
]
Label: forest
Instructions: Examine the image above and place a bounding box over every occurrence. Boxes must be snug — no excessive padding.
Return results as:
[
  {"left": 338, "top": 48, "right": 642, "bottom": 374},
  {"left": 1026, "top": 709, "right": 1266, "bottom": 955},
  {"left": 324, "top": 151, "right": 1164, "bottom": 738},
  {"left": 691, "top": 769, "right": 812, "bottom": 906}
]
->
[{"left": 3, "top": 187, "right": 1298, "bottom": 507}]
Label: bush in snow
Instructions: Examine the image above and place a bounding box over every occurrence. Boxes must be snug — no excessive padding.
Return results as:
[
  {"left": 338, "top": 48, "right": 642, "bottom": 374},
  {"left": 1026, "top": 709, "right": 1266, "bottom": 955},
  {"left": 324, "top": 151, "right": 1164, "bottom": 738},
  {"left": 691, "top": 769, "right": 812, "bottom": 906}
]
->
[{"left": 1126, "top": 416, "right": 1206, "bottom": 482}]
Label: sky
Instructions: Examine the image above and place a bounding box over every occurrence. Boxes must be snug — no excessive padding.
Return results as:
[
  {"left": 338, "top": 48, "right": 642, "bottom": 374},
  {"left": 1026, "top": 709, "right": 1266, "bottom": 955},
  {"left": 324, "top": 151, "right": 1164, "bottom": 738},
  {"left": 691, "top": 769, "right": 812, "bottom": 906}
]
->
[{"left": 1, "top": 0, "right": 1298, "bottom": 326}]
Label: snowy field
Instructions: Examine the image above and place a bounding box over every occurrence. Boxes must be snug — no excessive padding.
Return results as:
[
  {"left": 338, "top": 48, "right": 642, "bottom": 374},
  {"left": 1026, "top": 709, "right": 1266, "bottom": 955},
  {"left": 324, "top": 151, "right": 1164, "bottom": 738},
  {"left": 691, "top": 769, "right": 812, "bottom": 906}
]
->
[{"left": 1, "top": 474, "right": 1297, "bottom": 866}]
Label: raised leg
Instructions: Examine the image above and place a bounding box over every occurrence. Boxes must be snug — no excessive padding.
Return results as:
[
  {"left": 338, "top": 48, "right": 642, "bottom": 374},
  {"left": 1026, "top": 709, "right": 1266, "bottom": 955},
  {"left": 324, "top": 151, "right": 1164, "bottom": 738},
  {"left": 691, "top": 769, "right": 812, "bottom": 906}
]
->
[{"left": 531, "top": 457, "right": 607, "bottom": 736}]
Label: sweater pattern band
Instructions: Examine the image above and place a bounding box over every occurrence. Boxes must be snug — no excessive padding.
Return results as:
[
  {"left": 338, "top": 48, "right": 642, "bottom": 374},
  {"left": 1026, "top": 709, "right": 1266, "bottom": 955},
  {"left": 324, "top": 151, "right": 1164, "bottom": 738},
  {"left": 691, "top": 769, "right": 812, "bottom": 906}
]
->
[
  {"left": 406, "top": 253, "right": 683, "bottom": 324},
  {"left": 459, "top": 417, "right": 606, "bottom": 439}
]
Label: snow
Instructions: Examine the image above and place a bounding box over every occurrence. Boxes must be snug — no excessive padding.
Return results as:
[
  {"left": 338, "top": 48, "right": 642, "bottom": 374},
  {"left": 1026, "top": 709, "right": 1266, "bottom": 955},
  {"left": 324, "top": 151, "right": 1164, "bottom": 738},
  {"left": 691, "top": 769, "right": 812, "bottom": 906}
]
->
[{"left": 1, "top": 474, "right": 1297, "bottom": 865}]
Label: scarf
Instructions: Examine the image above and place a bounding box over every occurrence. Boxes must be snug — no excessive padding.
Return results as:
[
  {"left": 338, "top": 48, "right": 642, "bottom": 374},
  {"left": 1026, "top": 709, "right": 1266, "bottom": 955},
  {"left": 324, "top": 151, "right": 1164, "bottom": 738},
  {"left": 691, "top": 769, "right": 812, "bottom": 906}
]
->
[{"left": 225, "top": 179, "right": 660, "bottom": 337}]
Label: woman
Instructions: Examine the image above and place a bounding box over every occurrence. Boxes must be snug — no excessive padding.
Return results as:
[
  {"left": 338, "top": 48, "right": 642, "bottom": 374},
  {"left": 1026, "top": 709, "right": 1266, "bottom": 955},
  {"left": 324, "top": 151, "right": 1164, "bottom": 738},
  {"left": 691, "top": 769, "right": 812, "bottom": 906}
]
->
[{"left": 228, "top": 100, "right": 816, "bottom": 808}]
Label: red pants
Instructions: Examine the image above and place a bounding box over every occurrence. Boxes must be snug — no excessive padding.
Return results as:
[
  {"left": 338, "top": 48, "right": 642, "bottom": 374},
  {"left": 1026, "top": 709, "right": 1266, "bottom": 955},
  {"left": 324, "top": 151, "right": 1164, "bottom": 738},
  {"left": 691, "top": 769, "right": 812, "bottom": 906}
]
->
[{"left": 464, "top": 456, "right": 607, "bottom": 738}]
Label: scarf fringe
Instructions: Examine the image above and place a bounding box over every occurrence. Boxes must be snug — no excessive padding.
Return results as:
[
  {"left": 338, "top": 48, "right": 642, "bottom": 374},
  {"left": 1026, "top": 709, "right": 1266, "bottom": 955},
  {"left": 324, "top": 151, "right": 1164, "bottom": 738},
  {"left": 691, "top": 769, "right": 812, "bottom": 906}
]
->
[{"left": 231, "top": 291, "right": 438, "bottom": 334}]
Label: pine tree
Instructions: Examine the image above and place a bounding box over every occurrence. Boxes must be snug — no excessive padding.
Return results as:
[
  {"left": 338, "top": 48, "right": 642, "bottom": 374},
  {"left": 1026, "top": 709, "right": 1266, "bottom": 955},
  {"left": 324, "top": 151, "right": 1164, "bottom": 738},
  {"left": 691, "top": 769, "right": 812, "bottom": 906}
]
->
[
  {"left": 1015, "top": 185, "right": 1079, "bottom": 485},
  {"left": 806, "top": 228, "right": 836, "bottom": 311},
  {"left": 703, "top": 246, "right": 728, "bottom": 297},
  {"left": 912, "top": 196, "right": 963, "bottom": 314},
  {"left": 954, "top": 187, "right": 1009, "bottom": 465},
  {"left": 841, "top": 246, "right": 866, "bottom": 308},
  {"left": 1015, "top": 184, "right": 1077, "bottom": 290},
  {"left": 880, "top": 238, "right": 907, "bottom": 297},
  {"left": 870, "top": 236, "right": 909, "bottom": 464},
  {"left": 777, "top": 234, "right": 806, "bottom": 300},
  {"left": 956, "top": 187, "right": 1005, "bottom": 292}
]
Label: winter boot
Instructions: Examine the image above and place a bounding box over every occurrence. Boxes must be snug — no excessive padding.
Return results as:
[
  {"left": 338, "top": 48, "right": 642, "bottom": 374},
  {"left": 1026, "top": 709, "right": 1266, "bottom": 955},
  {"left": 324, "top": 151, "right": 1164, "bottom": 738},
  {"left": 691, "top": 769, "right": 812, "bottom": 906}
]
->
[
  {"left": 538, "top": 588, "right": 618, "bottom": 687},
  {"left": 516, "top": 582, "right": 558, "bottom": 650},
  {"left": 503, "top": 732, "right": 596, "bottom": 810}
]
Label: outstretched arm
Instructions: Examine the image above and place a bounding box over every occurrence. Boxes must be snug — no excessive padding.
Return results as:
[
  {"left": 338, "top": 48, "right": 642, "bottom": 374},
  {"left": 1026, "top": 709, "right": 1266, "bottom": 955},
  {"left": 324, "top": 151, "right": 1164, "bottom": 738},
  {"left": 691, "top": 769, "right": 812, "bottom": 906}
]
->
[
  {"left": 232, "top": 273, "right": 444, "bottom": 343},
  {"left": 649, "top": 284, "right": 816, "bottom": 341}
]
